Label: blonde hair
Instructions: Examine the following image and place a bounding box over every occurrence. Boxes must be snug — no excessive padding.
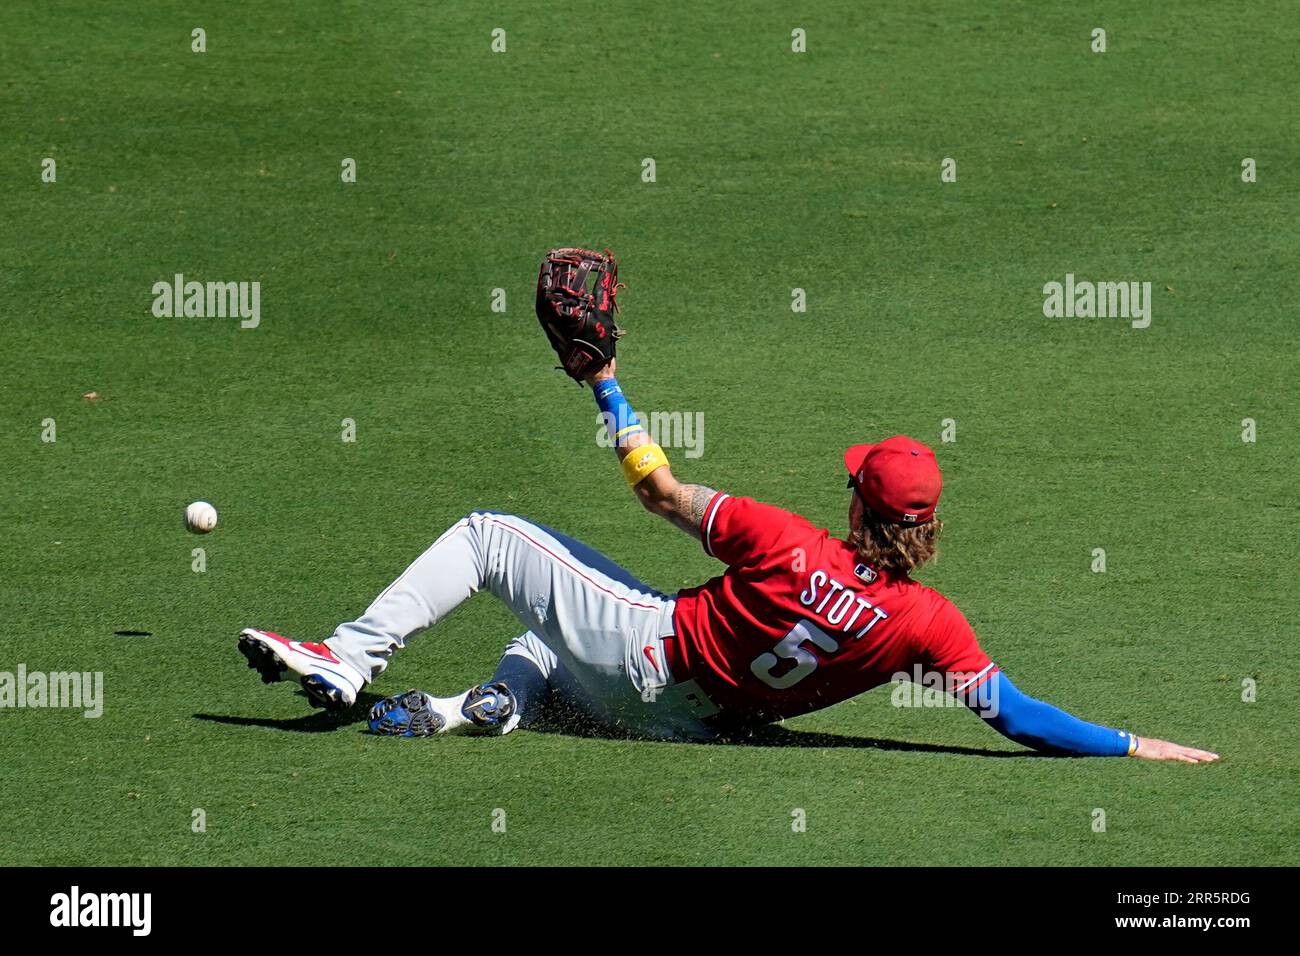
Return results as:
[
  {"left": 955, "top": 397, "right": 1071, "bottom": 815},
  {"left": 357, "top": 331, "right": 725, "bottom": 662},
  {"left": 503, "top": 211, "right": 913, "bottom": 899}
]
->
[{"left": 847, "top": 509, "right": 943, "bottom": 578}]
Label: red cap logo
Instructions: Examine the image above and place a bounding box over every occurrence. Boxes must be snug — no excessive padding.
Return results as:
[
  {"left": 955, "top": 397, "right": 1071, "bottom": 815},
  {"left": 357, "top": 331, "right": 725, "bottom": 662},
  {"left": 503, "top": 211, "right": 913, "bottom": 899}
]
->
[{"left": 843, "top": 436, "right": 942, "bottom": 524}]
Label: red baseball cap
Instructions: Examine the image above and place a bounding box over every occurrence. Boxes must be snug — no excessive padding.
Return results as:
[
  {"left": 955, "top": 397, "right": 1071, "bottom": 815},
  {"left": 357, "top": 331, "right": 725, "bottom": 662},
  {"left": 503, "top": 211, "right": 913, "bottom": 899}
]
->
[{"left": 843, "top": 436, "right": 942, "bottom": 524}]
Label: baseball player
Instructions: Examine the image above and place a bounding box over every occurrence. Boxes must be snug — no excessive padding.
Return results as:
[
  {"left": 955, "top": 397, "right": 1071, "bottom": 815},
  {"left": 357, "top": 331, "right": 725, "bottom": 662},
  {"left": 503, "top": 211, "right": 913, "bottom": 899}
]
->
[{"left": 237, "top": 249, "right": 1218, "bottom": 762}]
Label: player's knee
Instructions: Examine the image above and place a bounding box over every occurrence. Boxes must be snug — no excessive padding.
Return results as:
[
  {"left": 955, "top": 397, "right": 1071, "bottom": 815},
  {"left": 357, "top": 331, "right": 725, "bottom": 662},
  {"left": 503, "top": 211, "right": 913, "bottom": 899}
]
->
[
  {"left": 502, "top": 640, "right": 555, "bottom": 677},
  {"left": 464, "top": 509, "right": 517, "bottom": 526}
]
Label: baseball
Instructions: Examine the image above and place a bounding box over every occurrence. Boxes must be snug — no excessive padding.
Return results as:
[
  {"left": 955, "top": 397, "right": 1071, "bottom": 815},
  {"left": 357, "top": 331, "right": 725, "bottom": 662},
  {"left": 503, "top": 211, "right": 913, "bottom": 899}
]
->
[{"left": 184, "top": 500, "right": 218, "bottom": 534}]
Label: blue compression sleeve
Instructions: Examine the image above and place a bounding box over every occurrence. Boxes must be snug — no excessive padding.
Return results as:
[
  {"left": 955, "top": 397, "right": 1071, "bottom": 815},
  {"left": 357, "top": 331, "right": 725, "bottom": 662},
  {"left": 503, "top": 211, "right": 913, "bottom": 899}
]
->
[{"left": 970, "top": 671, "right": 1134, "bottom": 756}]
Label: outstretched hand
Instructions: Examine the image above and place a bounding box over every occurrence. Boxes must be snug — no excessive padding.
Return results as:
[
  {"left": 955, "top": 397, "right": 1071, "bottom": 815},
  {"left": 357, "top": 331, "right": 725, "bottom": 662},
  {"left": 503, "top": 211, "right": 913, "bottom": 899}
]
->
[{"left": 1132, "top": 736, "right": 1220, "bottom": 763}]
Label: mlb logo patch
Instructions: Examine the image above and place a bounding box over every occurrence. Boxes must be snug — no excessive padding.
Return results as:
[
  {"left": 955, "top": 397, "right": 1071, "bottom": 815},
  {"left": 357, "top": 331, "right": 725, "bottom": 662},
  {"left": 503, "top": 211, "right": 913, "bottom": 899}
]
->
[{"left": 853, "top": 563, "right": 878, "bottom": 583}]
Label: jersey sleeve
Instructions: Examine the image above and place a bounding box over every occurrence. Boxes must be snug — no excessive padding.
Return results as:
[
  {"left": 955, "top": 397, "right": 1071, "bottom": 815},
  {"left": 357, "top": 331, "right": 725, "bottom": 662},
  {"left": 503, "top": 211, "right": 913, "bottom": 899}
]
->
[
  {"left": 700, "top": 492, "right": 800, "bottom": 567},
  {"left": 919, "top": 599, "right": 998, "bottom": 697}
]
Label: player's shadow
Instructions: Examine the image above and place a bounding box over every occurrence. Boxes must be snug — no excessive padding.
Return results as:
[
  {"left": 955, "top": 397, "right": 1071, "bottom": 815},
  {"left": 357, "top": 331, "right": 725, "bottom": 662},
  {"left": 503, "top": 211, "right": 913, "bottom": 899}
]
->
[
  {"left": 704, "top": 724, "right": 1060, "bottom": 758},
  {"left": 524, "top": 708, "right": 1060, "bottom": 758},
  {"left": 194, "top": 696, "right": 1059, "bottom": 757},
  {"left": 193, "top": 690, "right": 388, "bottom": 733}
]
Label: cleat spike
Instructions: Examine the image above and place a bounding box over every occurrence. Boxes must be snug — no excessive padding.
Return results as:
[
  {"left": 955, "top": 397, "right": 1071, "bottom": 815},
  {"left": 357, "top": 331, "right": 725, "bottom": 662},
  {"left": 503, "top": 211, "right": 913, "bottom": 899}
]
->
[{"left": 365, "top": 689, "right": 447, "bottom": 737}]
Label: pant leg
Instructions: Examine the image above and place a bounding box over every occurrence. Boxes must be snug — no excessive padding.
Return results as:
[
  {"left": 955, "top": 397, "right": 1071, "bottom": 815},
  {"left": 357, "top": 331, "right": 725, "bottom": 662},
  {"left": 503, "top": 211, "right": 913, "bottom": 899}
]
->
[
  {"left": 327, "top": 512, "right": 674, "bottom": 725},
  {"left": 494, "top": 631, "right": 602, "bottom": 728},
  {"left": 325, "top": 514, "right": 484, "bottom": 680}
]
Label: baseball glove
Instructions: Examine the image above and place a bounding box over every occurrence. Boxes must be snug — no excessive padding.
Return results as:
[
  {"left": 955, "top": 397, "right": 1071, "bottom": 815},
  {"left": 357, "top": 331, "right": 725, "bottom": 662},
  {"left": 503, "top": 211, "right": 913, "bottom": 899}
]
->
[{"left": 535, "top": 247, "right": 624, "bottom": 382}]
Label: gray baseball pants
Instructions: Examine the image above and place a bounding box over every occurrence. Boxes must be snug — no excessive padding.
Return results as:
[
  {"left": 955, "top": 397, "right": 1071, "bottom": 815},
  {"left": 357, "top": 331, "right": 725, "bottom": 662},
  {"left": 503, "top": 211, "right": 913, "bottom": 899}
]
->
[{"left": 325, "top": 511, "right": 717, "bottom": 739}]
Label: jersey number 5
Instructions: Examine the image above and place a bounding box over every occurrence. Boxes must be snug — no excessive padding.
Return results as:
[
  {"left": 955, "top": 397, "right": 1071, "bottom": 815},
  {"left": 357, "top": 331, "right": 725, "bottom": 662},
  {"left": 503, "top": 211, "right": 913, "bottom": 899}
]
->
[{"left": 750, "top": 619, "right": 840, "bottom": 690}]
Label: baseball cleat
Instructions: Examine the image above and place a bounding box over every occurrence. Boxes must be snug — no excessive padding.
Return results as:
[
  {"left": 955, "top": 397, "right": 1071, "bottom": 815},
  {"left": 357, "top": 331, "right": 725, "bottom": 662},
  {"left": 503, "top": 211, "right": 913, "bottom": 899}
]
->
[
  {"left": 367, "top": 690, "right": 447, "bottom": 737},
  {"left": 367, "top": 682, "right": 520, "bottom": 738},
  {"left": 461, "top": 682, "right": 519, "bottom": 731},
  {"left": 238, "top": 627, "right": 367, "bottom": 711}
]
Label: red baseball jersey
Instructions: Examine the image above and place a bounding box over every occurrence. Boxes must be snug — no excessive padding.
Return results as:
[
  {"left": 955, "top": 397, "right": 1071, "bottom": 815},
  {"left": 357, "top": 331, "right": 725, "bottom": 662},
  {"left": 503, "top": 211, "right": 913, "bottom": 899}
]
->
[{"left": 668, "top": 492, "right": 997, "bottom": 727}]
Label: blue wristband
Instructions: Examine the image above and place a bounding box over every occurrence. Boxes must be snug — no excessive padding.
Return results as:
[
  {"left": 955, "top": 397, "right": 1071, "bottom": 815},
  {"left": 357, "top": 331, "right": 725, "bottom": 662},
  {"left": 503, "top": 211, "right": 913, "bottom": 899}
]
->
[{"left": 593, "top": 377, "right": 644, "bottom": 444}]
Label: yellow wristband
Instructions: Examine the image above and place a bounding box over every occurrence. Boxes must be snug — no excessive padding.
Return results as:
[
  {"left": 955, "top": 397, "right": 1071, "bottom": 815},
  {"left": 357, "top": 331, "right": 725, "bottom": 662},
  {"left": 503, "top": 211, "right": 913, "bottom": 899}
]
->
[
  {"left": 1127, "top": 733, "right": 1139, "bottom": 756},
  {"left": 621, "top": 443, "right": 669, "bottom": 486},
  {"left": 613, "top": 424, "right": 647, "bottom": 443}
]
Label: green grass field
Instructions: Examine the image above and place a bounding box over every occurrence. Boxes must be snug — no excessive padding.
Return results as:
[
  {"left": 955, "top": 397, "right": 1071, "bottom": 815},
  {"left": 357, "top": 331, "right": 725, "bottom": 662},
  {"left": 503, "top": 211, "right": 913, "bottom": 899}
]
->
[{"left": 2, "top": 1, "right": 1296, "bottom": 866}]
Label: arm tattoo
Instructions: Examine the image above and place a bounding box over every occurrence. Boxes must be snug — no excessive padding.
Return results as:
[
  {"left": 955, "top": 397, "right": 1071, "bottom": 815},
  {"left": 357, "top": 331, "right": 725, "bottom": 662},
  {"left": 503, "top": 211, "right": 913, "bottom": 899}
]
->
[{"left": 665, "top": 483, "right": 716, "bottom": 539}]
